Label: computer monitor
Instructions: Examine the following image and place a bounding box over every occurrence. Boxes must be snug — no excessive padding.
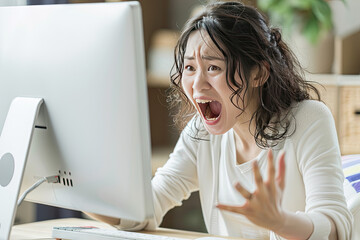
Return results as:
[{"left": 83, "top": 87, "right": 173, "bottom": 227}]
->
[{"left": 0, "top": 1, "right": 154, "bottom": 239}]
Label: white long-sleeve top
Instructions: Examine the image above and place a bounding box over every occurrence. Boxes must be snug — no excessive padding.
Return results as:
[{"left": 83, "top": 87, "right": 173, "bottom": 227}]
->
[{"left": 118, "top": 100, "right": 353, "bottom": 239}]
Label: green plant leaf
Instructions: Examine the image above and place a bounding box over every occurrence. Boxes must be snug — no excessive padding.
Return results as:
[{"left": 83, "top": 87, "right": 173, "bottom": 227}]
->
[
  {"left": 289, "top": 0, "right": 312, "bottom": 9},
  {"left": 258, "top": 0, "right": 340, "bottom": 43},
  {"left": 311, "top": 0, "right": 333, "bottom": 30},
  {"left": 271, "top": 10, "right": 295, "bottom": 33},
  {"left": 258, "top": 0, "right": 281, "bottom": 10},
  {"left": 302, "top": 13, "right": 320, "bottom": 44}
]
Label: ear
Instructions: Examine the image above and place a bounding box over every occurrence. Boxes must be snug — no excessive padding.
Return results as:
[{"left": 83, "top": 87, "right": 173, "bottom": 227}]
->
[{"left": 251, "top": 62, "right": 270, "bottom": 88}]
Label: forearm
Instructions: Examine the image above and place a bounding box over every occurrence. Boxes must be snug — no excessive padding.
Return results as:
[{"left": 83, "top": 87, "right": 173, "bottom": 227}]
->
[
  {"left": 272, "top": 210, "right": 313, "bottom": 239},
  {"left": 273, "top": 211, "right": 338, "bottom": 240},
  {"left": 84, "top": 212, "right": 120, "bottom": 226}
]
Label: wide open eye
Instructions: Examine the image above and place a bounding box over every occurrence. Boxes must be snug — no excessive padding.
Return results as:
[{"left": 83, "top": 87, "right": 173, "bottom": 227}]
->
[
  {"left": 208, "top": 65, "right": 220, "bottom": 71},
  {"left": 185, "top": 65, "right": 195, "bottom": 71}
]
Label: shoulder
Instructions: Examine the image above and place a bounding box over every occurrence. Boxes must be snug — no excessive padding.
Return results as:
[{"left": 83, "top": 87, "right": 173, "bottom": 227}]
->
[
  {"left": 291, "top": 100, "right": 331, "bottom": 120},
  {"left": 289, "top": 100, "right": 333, "bottom": 131},
  {"left": 287, "top": 100, "right": 338, "bottom": 147}
]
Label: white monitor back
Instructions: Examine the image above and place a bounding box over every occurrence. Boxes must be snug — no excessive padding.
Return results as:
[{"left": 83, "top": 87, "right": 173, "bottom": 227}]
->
[{"left": 0, "top": 2, "right": 153, "bottom": 222}]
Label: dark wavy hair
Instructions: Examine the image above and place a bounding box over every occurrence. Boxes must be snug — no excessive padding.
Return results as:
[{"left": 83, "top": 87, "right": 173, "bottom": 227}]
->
[{"left": 167, "top": 1, "right": 320, "bottom": 148}]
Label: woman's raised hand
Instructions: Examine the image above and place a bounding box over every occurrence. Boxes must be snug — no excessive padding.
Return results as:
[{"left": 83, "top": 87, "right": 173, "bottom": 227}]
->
[{"left": 217, "top": 150, "right": 287, "bottom": 231}]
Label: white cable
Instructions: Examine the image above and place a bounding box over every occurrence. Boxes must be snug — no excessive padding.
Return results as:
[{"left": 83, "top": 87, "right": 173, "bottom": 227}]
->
[{"left": 17, "top": 175, "right": 59, "bottom": 206}]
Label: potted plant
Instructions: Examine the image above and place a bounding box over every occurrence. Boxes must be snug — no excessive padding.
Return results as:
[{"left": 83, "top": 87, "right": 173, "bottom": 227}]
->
[{"left": 258, "top": 0, "right": 346, "bottom": 73}]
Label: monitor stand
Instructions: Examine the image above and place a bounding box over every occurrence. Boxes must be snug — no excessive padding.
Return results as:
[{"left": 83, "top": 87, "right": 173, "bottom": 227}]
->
[{"left": 0, "top": 97, "right": 43, "bottom": 240}]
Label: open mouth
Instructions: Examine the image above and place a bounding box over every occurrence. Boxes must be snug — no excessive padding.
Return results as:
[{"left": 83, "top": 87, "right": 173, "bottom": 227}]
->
[{"left": 196, "top": 99, "right": 222, "bottom": 121}]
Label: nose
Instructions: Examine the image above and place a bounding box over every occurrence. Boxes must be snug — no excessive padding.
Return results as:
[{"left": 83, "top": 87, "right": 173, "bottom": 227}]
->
[{"left": 192, "top": 70, "right": 211, "bottom": 92}]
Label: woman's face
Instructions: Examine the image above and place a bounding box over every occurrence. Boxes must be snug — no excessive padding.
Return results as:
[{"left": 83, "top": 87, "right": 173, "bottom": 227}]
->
[{"left": 182, "top": 30, "right": 254, "bottom": 135}]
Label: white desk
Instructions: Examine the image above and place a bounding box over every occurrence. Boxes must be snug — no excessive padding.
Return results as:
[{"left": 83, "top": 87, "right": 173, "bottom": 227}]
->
[{"left": 10, "top": 218, "right": 243, "bottom": 240}]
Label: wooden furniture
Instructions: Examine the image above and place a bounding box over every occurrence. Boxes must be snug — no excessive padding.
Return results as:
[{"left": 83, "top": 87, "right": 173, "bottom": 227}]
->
[
  {"left": 334, "top": 30, "right": 360, "bottom": 75},
  {"left": 10, "top": 218, "right": 242, "bottom": 240},
  {"left": 309, "top": 74, "right": 360, "bottom": 155}
]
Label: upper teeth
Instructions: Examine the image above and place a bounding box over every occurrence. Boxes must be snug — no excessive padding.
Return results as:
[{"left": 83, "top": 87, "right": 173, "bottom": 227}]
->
[{"left": 196, "top": 99, "right": 213, "bottom": 103}]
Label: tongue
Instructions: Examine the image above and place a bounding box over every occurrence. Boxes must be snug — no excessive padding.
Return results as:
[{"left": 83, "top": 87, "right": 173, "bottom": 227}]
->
[{"left": 209, "top": 101, "right": 221, "bottom": 116}]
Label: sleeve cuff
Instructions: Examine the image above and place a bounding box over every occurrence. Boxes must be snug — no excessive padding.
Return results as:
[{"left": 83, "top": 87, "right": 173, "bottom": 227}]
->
[
  {"left": 296, "top": 211, "right": 331, "bottom": 240},
  {"left": 113, "top": 219, "right": 148, "bottom": 231}
]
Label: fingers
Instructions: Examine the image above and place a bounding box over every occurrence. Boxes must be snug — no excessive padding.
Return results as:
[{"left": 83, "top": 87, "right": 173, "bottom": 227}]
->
[
  {"left": 266, "top": 149, "right": 276, "bottom": 182},
  {"left": 235, "top": 150, "right": 285, "bottom": 203},
  {"left": 216, "top": 204, "right": 245, "bottom": 215},
  {"left": 234, "top": 182, "right": 252, "bottom": 200},
  {"left": 253, "top": 161, "right": 264, "bottom": 191},
  {"left": 276, "top": 151, "right": 286, "bottom": 191}
]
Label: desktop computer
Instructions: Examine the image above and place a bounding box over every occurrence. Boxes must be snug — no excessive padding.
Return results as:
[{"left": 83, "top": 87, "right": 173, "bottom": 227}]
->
[{"left": 0, "top": 2, "right": 154, "bottom": 239}]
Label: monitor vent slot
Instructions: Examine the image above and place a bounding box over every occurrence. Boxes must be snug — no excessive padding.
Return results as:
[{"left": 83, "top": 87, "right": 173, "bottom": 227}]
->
[{"left": 58, "top": 170, "right": 74, "bottom": 187}]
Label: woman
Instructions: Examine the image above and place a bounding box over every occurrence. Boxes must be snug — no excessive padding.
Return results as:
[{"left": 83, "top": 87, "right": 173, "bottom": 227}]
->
[{"left": 89, "top": 2, "right": 353, "bottom": 239}]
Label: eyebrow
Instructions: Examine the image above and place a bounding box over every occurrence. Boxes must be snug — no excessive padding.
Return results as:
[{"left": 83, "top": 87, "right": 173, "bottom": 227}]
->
[{"left": 184, "top": 55, "right": 225, "bottom": 61}]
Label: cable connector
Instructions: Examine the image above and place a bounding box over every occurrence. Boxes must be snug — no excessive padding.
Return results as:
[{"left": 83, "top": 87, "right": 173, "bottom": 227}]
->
[
  {"left": 17, "top": 175, "right": 60, "bottom": 206},
  {"left": 45, "top": 175, "right": 60, "bottom": 183}
]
